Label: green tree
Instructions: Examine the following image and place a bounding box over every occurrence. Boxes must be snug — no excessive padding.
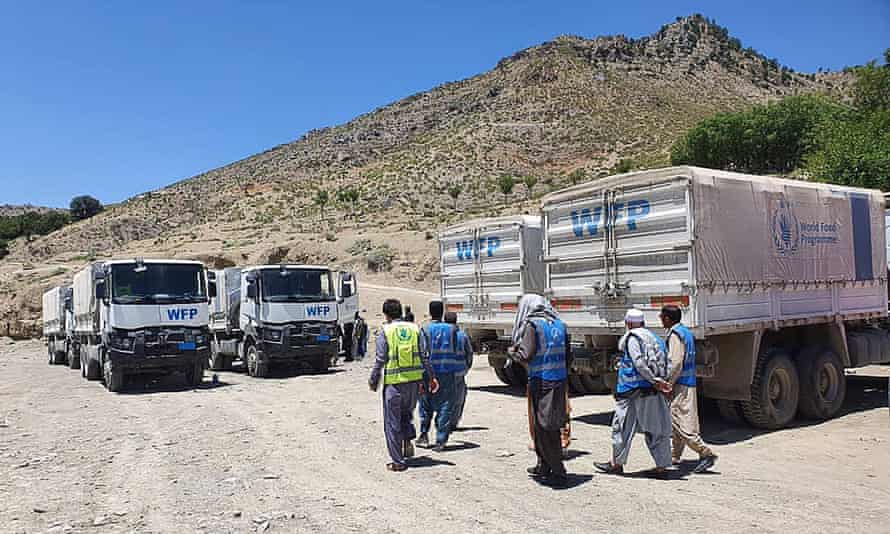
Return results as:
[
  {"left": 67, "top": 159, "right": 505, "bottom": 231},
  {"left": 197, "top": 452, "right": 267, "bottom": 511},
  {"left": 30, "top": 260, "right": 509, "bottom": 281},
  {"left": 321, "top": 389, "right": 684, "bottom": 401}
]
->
[
  {"left": 497, "top": 175, "right": 516, "bottom": 203},
  {"left": 69, "top": 195, "right": 103, "bottom": 221},
  {"left": 670, "top": 95, "right": 844, "bottom": 174},
  {"left": 612, "top": 158, "right": 636, "bottom": 174},
  {"left": 447, "top": 184, "right": 462, "bottom": 205},
  {"left": 568, "top": 168, "right": 586, "bottom": 185},
  {"left": 314, "top": 190, "right": 330, "bottom": 220},
  {"left": 522, "top": 175, "right": 538, "bottom": 199},
  {"left": 806, "top": 110, "right": 890, "bottom": 190},
  {"left": 335, "top": 187, "right": 360, "bottom": 207},
  {"left": 851, "top": 49, "right": 890, "bottom": 112}
]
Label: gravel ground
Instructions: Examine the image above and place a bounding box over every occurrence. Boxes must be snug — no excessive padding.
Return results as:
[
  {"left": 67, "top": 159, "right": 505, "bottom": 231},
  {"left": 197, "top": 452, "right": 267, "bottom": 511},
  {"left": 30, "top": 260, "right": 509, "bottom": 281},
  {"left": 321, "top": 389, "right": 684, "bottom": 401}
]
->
[{"left": 0, "top": 334, "right": 888, "bottom": 534}]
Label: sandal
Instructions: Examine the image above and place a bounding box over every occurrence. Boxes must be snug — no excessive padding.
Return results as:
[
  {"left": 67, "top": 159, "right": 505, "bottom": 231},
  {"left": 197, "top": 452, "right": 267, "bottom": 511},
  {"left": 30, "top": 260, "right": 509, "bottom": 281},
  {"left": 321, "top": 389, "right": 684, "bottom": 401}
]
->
[{"left": 386, "top": 462, "right": 407, "bottom": 472}]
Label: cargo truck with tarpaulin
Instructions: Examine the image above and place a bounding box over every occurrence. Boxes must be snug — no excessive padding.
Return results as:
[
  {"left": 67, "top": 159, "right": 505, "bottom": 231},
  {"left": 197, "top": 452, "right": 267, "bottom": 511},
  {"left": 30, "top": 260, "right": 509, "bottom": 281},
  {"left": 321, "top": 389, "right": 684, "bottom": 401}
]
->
[
  {"left": 42, "top": 285, "right": 73, "bottom": 366},
  {"left": 71, "top": 258, "right": 210, "bottom": 392},
  {"left": 541, "top": 166, "right": 890, "bottom": 428},
  {"left": 437, "top": 216, "right": 616, "bottom": 392},
  {"left": 206, "top": 265, "right": 359, "bottom": 377}
]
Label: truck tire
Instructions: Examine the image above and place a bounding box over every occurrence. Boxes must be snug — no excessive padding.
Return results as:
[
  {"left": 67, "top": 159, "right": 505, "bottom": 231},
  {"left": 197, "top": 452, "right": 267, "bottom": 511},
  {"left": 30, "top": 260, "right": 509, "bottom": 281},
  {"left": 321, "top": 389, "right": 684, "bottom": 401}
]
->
[
  {"left": 741, "top": 348, "right": 800, "bottom": 429},
  {"left": 797, "top": 348, "right": 846, "bottom": 420},
  {"left": 602, "top": 372, "right": 618, "bottom": 392},
  {"left": 47, "top": 343, "right": 54, "bottom": 365},
  {"left": 103, "top": 361, "right": 125, "bottom": 393},
  {"left": 68, "top": 344, "right": 80, "bottom": 370},
  {"left": 493, "top": 366, "right": 513, "bottom": 386},
  {"left": 315, "top": 354, "right": 331, "bottom": 373},
  {"left": 185, "top": 361, "right": 204, "bottom": 387},
  {"left": 208, "top": 344, "right": 230, "bottom": 371},
  {"left": 716, "top": 399, "right": 746, "bottom": 425},
  {"left": 568, "top": 375, "right": 586, "bottom": 395},
  {"left": 507, "top": 363, "right": 528, "bottom": 387},
  {"left": 580, "top": 374, "right": 610, "bottom": 394},
  {"left": 82, "top": 351, "right": 102, "bottom": 381},
  {"left": 245, "top": 345, "right": 268, "bottom": 378}
]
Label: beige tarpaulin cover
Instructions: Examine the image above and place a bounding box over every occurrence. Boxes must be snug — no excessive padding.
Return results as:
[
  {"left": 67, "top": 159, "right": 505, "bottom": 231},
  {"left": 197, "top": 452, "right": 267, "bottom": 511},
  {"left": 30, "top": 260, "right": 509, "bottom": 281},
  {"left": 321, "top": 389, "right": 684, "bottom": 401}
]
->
[{"left": 691, "top": 170, "right": 886, "bottom": 284}]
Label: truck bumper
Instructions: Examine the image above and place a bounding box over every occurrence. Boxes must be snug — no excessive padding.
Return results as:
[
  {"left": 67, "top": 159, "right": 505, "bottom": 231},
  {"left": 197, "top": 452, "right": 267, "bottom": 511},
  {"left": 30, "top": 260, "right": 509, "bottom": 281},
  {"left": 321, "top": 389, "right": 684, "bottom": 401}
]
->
[
  {"left": 257, "top": 341, "right": 338, "bottom": 363},
  {"left": 108, "top": 348, "right": 208, "bottom": 373}
]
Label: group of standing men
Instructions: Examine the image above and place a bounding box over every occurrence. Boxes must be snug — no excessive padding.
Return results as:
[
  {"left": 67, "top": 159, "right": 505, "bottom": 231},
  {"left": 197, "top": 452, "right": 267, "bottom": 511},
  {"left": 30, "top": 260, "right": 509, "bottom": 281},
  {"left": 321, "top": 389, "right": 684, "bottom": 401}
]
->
[
  {"left": 369, "top": 294, "right": 717, "bottom": 482},
  {"left": 368, "top": 299, "right": 473, "bottom": 471}
]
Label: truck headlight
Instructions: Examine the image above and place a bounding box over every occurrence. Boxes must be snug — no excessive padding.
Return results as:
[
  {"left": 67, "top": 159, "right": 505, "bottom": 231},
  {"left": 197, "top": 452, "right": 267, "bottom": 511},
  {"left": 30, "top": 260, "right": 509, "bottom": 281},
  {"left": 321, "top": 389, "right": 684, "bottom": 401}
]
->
[
  {"left": 264, "top": 329, "right": 282, "bottom": 342},
  {"left": 195, "top": 335, "right": 206, "bottom": 346},
  {"left": 110, "top": 335, "right": 133, "bottom": 351}
]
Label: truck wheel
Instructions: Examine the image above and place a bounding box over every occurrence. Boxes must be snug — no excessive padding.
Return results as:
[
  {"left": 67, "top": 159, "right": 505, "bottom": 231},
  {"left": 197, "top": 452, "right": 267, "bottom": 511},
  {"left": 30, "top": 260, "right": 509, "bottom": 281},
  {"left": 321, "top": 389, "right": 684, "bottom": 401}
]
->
[
  {"left": 568, "top": 375, "right": 586, "bottom": 395},
  {"left": 581, "top": 374, "right": 609, "bottom": 394},
  {"left": 493, "top": 366, "right": 513, "bottom": 386},
  {"left": 246, "top": 345, "right": 267, "bottom": 378},
  {"left": 741, "top": 348, "right": 800, "bottom": 429},
  {"left": 68, "top": 345, "right": 80, "bottom": 370},
  {"left": 315, "top": 354, "right": 331, "bottom": 373},
  {"left": 48, "top": 343, "right": 55, "bottom": 365},
  {"left": 54, "top": 350, "right": 66, "bottom": 365},
  {"left": 208, "top": 344, "right": 229, "bottom": 371},
  {"left": 185, "top": 361, "right": 204, "bottom": 387},
  {"left": 84, "top": 352, "right": 102, "bottom": 381},
  {"left": 602, "top": 372, "right": 618, "bottom": 392},
  {"left": 507, "top": 363, "right": 528, "bottom": 387},
  {"left": 103, "top": 361, "right": 125, "bottom": 392},
  {"left": 797, "top": 348, "right": 846, "bottom": 420},
  {"left": 716, "top": 399, "right": 746, "bottom": 425}
]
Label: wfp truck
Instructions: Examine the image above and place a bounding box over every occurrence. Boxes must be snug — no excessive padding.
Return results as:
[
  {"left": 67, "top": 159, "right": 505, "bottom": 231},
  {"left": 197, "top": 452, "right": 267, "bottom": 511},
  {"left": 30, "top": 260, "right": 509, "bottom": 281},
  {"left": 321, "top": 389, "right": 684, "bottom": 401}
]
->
[
  {"left": 540, "top": 166, "right": 890, "bottom": 428},
  {"left": 42, "top": 285, "right": 73, "bottom": 366},
  {"left": 206, "top": 265, "right": 358, "bottom": 377},
  {"left": 71, "top": 259, "right": 210, "bottom": 392}
]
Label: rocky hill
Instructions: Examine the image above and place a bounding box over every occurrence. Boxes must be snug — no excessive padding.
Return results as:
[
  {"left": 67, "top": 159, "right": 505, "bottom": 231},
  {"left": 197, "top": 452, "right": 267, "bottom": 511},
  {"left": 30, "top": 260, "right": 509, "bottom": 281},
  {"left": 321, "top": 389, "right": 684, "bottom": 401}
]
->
[{"left": 0, "top": 14, "right": 852, "bottom": 337}]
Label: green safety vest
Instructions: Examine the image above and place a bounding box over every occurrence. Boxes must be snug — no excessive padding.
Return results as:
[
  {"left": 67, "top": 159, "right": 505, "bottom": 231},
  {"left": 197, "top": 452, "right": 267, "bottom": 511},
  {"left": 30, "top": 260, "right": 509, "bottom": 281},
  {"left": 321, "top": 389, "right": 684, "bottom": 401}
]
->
[{"left": 383, "top": 321, "right": 423, "bottom": 385}]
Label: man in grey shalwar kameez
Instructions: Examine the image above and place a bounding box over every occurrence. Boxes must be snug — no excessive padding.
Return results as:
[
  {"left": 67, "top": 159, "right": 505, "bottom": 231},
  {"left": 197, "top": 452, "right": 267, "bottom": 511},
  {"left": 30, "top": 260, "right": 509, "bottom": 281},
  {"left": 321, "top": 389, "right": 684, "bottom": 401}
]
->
[{"left": 595, "top": 308, "right": 673, "bottom": 476}]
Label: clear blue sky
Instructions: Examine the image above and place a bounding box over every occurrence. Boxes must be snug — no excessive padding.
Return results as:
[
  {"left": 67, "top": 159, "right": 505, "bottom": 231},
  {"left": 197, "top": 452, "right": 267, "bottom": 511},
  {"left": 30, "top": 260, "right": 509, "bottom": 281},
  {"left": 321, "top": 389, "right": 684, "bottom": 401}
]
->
[{"left": 1, "top": 1, "right": 887, "bottom": 207}]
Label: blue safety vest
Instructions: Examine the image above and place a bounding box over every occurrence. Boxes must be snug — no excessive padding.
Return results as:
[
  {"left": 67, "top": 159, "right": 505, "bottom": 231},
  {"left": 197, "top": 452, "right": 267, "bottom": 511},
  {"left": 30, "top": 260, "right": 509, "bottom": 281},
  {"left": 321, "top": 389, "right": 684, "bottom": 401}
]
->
[
  {"left": 670, "top": 324, "right": 697, "bottom": 387},
  {"left": 527, "top": 317, "right": 568, "bottom": 382},
  {"left": 424, "top": 322, "right": 464, "bottom": 374},
  {"left": 616, "top": 328, "right": 667, "bottom": 394}
]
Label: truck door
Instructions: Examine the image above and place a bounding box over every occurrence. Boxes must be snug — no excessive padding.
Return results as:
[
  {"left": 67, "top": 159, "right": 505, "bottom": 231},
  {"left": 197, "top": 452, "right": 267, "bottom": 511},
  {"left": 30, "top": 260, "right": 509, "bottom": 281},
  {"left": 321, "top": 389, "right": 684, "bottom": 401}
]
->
[
  {"left": 337, "top": 272, "right": 358, "bottom": 328},
  {"left": 477, "top": 221, "right": 523, "bottom": 319},
  {"left": 609, "top": 178, "right": 692, "bottom": 303}
]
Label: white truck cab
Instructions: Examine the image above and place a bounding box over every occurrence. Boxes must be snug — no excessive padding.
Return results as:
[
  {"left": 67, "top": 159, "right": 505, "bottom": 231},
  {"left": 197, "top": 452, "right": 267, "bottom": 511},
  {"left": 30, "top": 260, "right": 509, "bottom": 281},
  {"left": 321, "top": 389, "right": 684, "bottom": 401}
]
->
[
  {"left": 71, "top": 258, "right": 210, "bottom": 392},
  {"left": 208, "top": 265, "right": 358, "bottom": 377}
]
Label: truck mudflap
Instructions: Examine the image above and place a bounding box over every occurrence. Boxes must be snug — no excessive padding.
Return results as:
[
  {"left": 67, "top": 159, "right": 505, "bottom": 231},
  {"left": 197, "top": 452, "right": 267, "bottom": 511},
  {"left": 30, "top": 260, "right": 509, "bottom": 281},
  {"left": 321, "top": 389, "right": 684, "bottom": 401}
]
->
[{"left": 107, "top": 347, "right": 208, "bottom": 373}]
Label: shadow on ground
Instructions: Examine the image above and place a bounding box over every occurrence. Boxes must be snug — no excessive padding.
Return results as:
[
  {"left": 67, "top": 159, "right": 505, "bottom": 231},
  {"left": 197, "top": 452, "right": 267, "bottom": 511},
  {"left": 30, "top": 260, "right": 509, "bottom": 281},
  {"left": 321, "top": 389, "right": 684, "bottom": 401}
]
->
[{"left": 573, "top": 374, "right": 889, "bottom": 445}]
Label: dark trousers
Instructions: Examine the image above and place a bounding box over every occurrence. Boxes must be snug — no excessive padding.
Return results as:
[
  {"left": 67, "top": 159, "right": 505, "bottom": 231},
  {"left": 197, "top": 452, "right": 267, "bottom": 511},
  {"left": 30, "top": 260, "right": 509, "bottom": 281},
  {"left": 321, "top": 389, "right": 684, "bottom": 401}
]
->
[
  {"left": 383, "top": 382, "right": 419, "bottom": 465},
  {"left": 419, "top": 372, "right": 455, "bottom": 445},
  {"left": 529, "top": 378, "right": 567, "bottom": 477}
]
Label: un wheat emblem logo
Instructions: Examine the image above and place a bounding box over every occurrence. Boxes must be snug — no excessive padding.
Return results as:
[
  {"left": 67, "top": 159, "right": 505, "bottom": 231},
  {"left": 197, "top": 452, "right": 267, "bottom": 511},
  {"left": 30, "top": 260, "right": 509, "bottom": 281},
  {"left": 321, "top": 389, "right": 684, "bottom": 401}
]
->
[{"left": 771, "top": 199, "right": 800, "bottom": 255}]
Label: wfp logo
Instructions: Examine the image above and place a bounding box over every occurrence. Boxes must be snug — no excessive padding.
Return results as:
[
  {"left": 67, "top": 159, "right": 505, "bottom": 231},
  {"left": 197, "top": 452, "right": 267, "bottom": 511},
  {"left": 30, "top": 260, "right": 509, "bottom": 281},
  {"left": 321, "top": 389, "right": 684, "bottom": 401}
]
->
[
  {"left": 397, "top": 328, "right": 413, "bottom": 341},
  {"left": 306, "top": 305, "right": 331, "bottom": 317},
  {"left": 167, "top": 308, "right": 199, "bottom": 321},
  {"left": 771, "top": 199, "right": 800, "bottom": 255}
]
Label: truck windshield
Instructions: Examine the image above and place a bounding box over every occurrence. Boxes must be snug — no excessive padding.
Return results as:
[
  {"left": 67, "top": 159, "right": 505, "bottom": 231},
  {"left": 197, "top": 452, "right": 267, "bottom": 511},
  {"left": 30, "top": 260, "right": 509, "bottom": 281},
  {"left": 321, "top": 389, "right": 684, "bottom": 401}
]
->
[
  {"left": 261, "top": 268, "right": 333, "bottom": 302},
  {"left": 111, "top": 264, "right": 207, "bottom": 304}
]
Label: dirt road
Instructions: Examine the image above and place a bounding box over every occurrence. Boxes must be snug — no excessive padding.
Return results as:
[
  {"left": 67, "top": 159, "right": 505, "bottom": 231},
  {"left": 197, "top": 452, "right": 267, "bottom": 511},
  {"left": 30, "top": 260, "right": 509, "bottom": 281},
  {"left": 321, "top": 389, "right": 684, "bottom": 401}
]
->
[{"left": 1, "top": 337, "right": 888, "bottom": 533}]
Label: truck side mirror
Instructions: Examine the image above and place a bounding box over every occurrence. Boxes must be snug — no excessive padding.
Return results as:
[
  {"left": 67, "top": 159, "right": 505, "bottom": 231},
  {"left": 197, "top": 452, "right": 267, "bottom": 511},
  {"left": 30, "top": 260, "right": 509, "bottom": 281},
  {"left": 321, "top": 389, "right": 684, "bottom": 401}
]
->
[
  {"left": 340, "top": 272, "right": 354, "bottom": 298},
  {"left": 208, "top": 281, "right": 218, "bottom": 299},
  {"left": 95, "top": 281, "right": 106, "bottom": 300},
  {"left": 246, "top": 281, "right": 257, "bottom": 300}
]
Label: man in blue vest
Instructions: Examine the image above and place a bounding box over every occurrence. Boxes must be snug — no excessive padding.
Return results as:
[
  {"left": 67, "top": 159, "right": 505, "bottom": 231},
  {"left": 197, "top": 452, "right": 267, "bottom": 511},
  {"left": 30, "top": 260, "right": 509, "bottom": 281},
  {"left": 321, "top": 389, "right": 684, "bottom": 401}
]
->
[
  {"left": 445, "top": 311, "right": 473, "bottom": 431},
  {"left": 595, "top": 308, "right": 673, "bottom": 477},
  {"left": 510, "top": 294, "right": 571, "bottom": 487},
  {"left": 417, "top": 301, "right": 462, "bottom": 451},
  {"left": 660, "top": 305, "right": 718, "bottom": 474}
]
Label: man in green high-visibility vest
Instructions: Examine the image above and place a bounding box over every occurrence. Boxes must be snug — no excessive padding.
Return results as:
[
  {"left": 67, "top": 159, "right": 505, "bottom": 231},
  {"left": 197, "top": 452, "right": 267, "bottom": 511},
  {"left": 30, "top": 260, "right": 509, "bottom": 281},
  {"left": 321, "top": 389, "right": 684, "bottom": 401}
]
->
[{"left": 369, "top": 298, "right": 438, "bottom": 471}]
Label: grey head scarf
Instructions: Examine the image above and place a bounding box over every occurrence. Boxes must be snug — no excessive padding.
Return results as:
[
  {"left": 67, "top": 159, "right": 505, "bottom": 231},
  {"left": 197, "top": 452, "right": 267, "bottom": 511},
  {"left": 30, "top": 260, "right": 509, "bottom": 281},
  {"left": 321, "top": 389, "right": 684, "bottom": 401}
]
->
[{"left": 511, "top": 293, "right": 559, "bottom": 346}]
